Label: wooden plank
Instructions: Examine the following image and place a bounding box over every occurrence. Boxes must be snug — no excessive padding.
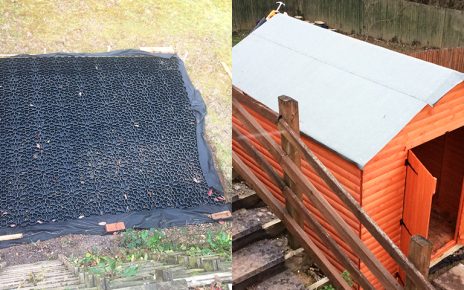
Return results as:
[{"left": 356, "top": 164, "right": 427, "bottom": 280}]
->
[
  {"left": 308, "top": 277, "right": 330, "bottom": 290},
  {"left": 285, "top": 188, "right": 375, "bottom": 290},
  {"left": 277, "top": 118, "right": 435, "bottom": 290},
  {"left": 233, "top": 151, "right": 351, "bottom": 290},
  {"left": 232, "top": 191, "right": 262, "bottom": 210},
  {"left": 278, "top": 95, "right": 302, "bottom": 249},
  {"left": 233, "top": 238, "right": 286, "bottom": 289},
  {"left": 178, "top": 272, "right": 232, "bottom": 287},
  {"left": 233, "top": 216, "right": 285, "bottom": 251},
  {"left": 233, "top": 86, "right": 362, "bottom": 175},
  {"left": 0, "top": 233, "right": 23, "bottom": 241},
  {"left": 233, "top": 98, "right": 402, "bottom": 290},
  {"left": 235, "top": 123, "right": 373, "bottom": 288},
  {"left": 221, "top": 62, "right": 232, "bottom": 80},
  {"left": 232, "top": 125, "right": 286, "bottom": 190},
  {"left": 233, "top": 87, "right": 279, "bottom": 124},
  {"left": 405, "top": 235, "right": 433, "bottom": 290}
]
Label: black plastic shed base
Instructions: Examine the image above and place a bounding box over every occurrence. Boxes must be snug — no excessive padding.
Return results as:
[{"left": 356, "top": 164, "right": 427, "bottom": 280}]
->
[{"left": 0, "top": 50, "right": 228, "bottom": 247}]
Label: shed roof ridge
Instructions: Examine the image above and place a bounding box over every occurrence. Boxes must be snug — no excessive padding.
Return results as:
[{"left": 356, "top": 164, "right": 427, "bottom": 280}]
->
[{"left": 252, "top": 31, "right": 430, "bottom": 105}]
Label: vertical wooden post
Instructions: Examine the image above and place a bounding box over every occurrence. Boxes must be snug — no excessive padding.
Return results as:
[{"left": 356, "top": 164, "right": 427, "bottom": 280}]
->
[
  {"left": 405, "top": 235, "right": 432, "bottom": 290},
  {"left": 278, "top": 95, "right": 302, "bottom": 248}
]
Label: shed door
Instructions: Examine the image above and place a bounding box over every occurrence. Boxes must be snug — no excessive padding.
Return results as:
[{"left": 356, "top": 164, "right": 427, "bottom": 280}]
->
[{"left": 400, "top": 150, "right": 437, "bottom": 255}]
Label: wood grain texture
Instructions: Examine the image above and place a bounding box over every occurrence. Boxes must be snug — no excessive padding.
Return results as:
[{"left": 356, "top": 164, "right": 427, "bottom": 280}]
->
[
  {"left": 362, "top": 82, "right": 464, "bottom": 287},
  {"left": 232, "top": 0, "right": 464, "bottom": 47}
]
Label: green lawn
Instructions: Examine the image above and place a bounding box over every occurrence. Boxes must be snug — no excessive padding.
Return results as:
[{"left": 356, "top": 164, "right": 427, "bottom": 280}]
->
[{"left": 0, "top": 0, "right": 232, "bottom": 189}]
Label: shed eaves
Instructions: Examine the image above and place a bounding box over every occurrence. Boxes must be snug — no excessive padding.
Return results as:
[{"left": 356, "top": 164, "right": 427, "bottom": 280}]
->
[{"left": 232, "top": 14, "right": 464, "bottom": 168}]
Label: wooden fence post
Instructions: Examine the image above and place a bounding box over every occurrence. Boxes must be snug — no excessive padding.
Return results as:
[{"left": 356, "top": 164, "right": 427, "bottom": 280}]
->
[
  {"left": 405, "top": 235, "right": 432, "bottom": 290},
  {"left": 278, "top": 95, "right": 302, "bottom": 248}
]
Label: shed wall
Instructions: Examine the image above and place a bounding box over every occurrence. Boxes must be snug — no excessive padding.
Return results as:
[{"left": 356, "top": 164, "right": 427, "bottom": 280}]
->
[
  {"left": 232, "top": 93, "right": 363, "bottom": 273},
  {"left": 361, "top": 82, "right": 464, "bottom": 287}
]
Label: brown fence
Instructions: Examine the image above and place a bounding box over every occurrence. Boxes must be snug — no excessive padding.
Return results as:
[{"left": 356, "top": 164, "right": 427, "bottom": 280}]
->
[
  {"left": 410, "top": 47, "right": 464, "bottom": 72},
  {"left": 233, "top": 0, "right": 464, "bottom": 48},
  {"left": 232, "top": 88, "right": 435, "bottom": 289}
]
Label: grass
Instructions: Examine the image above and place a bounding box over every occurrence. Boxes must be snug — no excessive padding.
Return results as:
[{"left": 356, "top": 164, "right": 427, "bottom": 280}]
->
[
  {"left": 0, "top": 0, "right": 232, "bottom": 189},
  {"left": 74, "top": 228, "right": 232, "bottom": 277}
]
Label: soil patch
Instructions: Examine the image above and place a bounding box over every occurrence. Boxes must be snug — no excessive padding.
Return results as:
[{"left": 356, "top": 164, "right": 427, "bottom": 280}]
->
[{"left": 0, "top": 222, "right": 231, "bottom": 267}]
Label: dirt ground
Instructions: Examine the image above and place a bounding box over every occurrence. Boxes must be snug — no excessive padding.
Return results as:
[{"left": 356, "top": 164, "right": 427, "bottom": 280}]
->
[{"left": 0, "top": 221, "right": 231, "bottom": 266}]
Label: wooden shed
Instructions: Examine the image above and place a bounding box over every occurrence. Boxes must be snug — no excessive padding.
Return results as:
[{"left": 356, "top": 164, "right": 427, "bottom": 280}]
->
[{"left": 233, "top": 14, "right": 464, "bottom": 287}]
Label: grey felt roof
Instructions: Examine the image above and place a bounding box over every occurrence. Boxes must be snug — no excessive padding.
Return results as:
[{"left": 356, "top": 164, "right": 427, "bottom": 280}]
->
[{"left": 233, "top": 14, "right": 464, "bottom": 168}]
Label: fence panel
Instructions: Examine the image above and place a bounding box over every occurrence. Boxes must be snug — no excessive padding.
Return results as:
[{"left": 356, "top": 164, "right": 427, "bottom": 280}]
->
[{"left": 233, "top": 0, "right": 464, "bottom": 48}]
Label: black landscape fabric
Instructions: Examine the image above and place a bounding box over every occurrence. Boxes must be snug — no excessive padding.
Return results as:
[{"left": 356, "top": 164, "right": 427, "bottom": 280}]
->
[{"left": 0, "top": 50, "right": 228, "bottom": 246}]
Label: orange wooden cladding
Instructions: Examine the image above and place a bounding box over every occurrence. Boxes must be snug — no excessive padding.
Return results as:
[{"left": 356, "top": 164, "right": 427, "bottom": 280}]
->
[
  {"left": 232, "top": 94, "right": 363, "bottom": 278},
  {"left": 410, "top": 47, "right": 464, "bottom": 72},
  {"left": 233, "top": 80, "right": 464, "bottom": 288},
  {"left": 361, "top": 82, "right": 464, "bottom": 287}
]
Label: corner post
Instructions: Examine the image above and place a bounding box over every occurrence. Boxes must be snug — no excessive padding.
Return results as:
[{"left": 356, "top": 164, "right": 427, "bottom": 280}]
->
[
  {"left": 278, "top": 95, "right": 302, "bottom": 248},
  {"left": 405, "top": 235, "right": 432, "bottom": 290}
]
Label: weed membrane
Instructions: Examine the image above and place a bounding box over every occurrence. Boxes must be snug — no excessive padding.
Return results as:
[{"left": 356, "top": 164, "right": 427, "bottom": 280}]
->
[{"left": 0, "top": 50, "right": 227, "bottom": 246}]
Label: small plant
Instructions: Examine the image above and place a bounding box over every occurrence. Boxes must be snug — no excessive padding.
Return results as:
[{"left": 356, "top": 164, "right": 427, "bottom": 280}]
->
[
  {"left": 120, "top": 264, "right": 139, "bottom": 277},
  {"left": 319, "top": 270, "right": 353, "bottom": 289},
  {"left": 342, "top": 270, "right": 353, "bottom": 286},
  {"left": 206, "top": 230, "right": 232, "bottom": 256},
  {"left": 120, "top": 228, "right": 167, "bottom": 251},
  {"left": 75, "top": 252, "right": 139, "bottom": 278},
  {"left": 75, "top": 227, "right": 232, "bottom": 279},
  {"left": 185, "top": 245, "right": 213, "bottom": 256},
  {"left": 26, "top": 272, "right": 44, "bottom": 286}
]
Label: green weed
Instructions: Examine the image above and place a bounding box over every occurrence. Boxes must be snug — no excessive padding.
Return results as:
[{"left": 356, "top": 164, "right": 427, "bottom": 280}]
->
[
  {"left": 319, "top": 270, "right": 353, "bottom": 289},
  {"left": 75, "top": 252, "right": 139, "bottom": 278}
]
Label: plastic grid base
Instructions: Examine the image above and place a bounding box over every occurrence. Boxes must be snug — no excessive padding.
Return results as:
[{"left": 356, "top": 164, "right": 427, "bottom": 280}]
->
[{"left": 0, "top": 55, "right": 222, "bottom": 228}]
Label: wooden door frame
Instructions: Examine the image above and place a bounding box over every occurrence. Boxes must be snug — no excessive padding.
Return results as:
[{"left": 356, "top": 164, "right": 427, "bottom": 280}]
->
[
  {"left": 455, "top": 178, "right": 464, "bottom": 243},
  {"left": 430, "top": 178, "right": 464, "bottom": 261}
]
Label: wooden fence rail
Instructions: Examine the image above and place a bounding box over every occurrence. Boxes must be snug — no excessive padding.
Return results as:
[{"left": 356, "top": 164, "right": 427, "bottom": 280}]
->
[
  {"left": 232, "top": 91, "right": 435, "bottom": 289},
  {"left": 277, "top": 116, "right": 433, "bottom": 289},
  {"left": 233, "top": 152, "right": 352, "bottom": 289},
  {"left": 233, "top": 125, "right": 373, "bottom": 289}
]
